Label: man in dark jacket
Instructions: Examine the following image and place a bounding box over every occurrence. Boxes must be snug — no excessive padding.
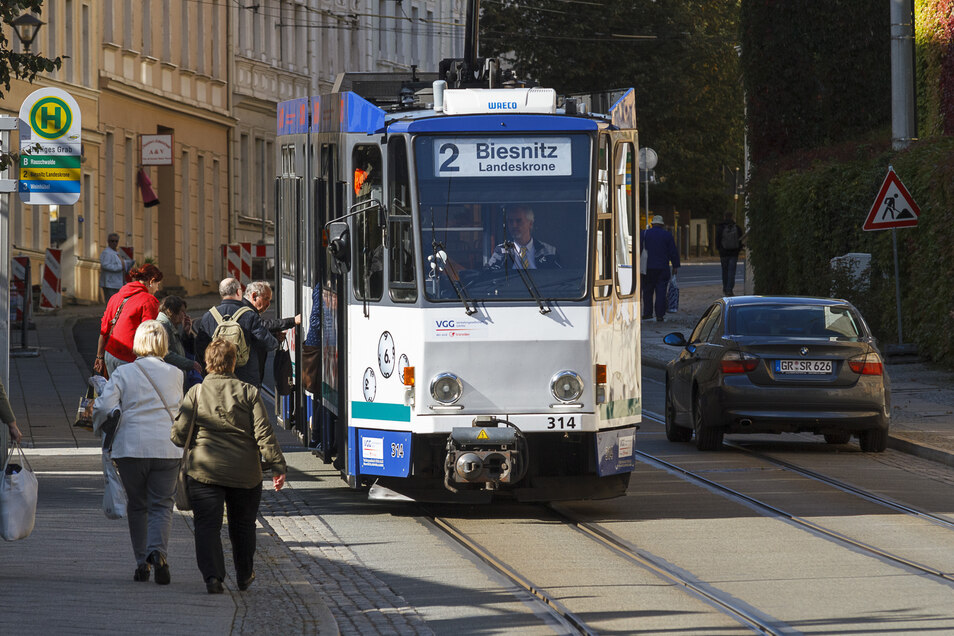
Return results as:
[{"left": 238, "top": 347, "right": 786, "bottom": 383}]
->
[
  {"left": 195, "top": 278, "right": 278, "bottom": 387},
  {"left": 640, "top": 215, "right": 680, "bottom": 322},
  {"left": 242, "top": 280, "right": 300, "bottom": 384},
  {"left": 715, "top": 211, "right": 744, "bottom": 296}
]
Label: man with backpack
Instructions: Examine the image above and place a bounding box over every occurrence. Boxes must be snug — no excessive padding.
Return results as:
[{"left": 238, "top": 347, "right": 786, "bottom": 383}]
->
[
  {"left": 715, "top": 212, "right": 745, "bottom": 297},
  {"left": 195, "top": 278, "right": 278, "bottom": 387}
]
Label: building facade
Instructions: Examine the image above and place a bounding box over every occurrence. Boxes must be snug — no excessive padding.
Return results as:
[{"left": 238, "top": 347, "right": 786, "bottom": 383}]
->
[{"left": 1, "top": 0, "right": 465, "bottom": 303}]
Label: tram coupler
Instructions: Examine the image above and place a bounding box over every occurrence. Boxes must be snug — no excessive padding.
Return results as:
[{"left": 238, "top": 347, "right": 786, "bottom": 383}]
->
[{"left": 444, "top": 418, "right": 526, "bottom": 491}]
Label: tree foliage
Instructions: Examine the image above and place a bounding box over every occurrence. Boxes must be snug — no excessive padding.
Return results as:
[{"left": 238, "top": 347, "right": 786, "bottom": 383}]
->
[{"left": 480, "top": 0, "right": 744, "bottom": 221}]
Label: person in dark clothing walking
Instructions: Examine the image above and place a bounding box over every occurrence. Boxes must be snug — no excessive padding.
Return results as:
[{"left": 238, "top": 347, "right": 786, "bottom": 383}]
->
[
  {"left": 194, "top": 278, "right": 278, "bottom": 388},
  {"left": 640, "top": 215, "right": 680, "bottom": 322},
  {"left": 715, "top": 211, "right": 744, "bottom": 296}
]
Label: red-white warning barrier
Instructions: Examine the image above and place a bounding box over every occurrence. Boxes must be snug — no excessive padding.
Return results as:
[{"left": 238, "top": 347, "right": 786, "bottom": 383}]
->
[
  {"left": 223, "top": 243, "right": 274, "bottom": 285},
  {"left": 11, "top": 256, "right": 29, "bottom": 323},
  {"left": 40, "top": 248, "right": 62, "bottom": 310}
]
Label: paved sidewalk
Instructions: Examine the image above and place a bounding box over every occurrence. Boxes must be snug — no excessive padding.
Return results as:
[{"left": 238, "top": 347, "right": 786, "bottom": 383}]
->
[
  {"left": 641, "top": 263, "right": 954, "bottom": 466},
  {"left": 1, "top": 295, "right": 339, "bottom": 635}
]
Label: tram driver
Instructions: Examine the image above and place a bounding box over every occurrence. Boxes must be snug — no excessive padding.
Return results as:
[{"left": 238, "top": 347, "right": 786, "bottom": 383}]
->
[{"left": 486, "top": 205, "right": 561, "bottom": 270}]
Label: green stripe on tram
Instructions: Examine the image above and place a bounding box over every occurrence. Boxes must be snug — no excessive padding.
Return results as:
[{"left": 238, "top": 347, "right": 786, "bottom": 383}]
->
[{"left": 351, "top": 401, "right": 412, "bottom": 422}]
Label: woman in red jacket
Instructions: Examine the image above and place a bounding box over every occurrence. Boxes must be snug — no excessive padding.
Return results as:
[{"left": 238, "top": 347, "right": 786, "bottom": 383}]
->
[{"left": 94, "top": 263, "right": 164, "bottom": 377}]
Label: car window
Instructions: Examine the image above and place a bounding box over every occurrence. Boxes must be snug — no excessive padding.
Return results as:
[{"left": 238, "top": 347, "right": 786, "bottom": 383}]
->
[
  {"left": 702, "top": 308, "right": 724, "bottom": 342},
  {"left": 730, "top": 304, "right": 862, "bottom": 339},
  {"left": 689, "top": 304, "right": 720, "bottom": 343}
]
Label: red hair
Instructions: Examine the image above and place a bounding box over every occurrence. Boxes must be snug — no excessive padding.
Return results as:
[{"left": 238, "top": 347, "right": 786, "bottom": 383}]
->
[{"left": 129, "top": 263, "right": 163, "bottom": 283}]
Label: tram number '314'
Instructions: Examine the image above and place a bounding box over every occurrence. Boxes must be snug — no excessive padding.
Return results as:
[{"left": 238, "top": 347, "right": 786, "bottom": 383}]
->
[
  {"left": 391, "top": 443, "right": 405, "bottom": 459},
  {"left": 547, "top": 416, "right": 576, "bottom": 430}
]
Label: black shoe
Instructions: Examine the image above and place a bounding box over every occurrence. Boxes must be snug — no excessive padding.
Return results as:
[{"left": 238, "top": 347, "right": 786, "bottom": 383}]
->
[
  {"left": 206, "top": 577, "right": 225, "bottom": 594},
  {"left": 237, "top": 571, "right": 255, "bottom": 591},
  {"left": 147, "top": 550, "right": 170, "bottom": 585},
  {"left": 133, "top": 563, "right": 150, "bottom": 582},
  {"left": 656, "top": 317, "right": 665, "bottom": 322}
]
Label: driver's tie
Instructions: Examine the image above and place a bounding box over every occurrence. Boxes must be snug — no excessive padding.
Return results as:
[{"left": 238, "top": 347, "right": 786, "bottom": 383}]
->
[{"left": 519, "top": 246, "right": 530, "bottom": 269}]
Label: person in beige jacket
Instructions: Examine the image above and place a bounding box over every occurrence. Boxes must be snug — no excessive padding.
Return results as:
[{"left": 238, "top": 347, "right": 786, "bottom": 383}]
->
[{"left": 171, "top": 339, "right": 286, "bottom": 594}]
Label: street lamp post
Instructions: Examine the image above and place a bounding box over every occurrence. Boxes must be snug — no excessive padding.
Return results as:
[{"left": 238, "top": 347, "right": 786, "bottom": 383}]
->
[{"left": 11, "top": 13, "right": 44, "bottom": 52}]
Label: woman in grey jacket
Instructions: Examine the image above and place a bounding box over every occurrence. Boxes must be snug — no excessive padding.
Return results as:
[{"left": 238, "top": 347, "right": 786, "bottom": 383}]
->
[
  {"left": 171, "top": 339, "right": 286, "bottom": 594},
  {"left": 93, "top": 320, "right": 184, "bottom": 585}
]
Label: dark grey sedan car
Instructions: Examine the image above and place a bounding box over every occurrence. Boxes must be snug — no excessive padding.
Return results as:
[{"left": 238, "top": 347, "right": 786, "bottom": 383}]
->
[{"left": 663, "top": 296, "right": 890, "bottom": 451}]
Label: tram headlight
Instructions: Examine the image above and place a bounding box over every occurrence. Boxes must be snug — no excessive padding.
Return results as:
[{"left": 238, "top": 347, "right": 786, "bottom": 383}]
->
[
  {"left": 430, "top": 373, "right": 463, "bottom": 404},
  {"left": 550, "top": 370, "right": 584, "bottom": 403}
]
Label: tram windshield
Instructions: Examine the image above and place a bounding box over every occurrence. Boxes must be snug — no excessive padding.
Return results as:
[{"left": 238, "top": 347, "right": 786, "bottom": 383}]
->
[{"left": 415, "top": 133, "right": 591, "bottom": 302}]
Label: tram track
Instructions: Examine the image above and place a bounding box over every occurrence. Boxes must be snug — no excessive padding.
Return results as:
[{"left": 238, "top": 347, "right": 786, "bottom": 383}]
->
[
  {"left": 422, "top": 506, "right": 788, "bottom": 635},
  {"left": 639, "top": 410, "right": 954, "bottom": 587}
]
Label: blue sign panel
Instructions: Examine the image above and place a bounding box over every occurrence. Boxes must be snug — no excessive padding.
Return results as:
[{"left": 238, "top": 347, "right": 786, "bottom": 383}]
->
[
  {"left": 594, "top": 427, "right": 637, "bottom": 476},
  {"left": 356, "top": 429, "right": 412, "bottom": 478},
  {"left": 277, "top": 98, "right": 309, "bottom": 135}
]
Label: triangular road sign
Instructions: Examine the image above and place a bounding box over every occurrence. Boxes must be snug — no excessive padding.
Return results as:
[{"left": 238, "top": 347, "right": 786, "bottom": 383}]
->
[{"left": 863, "top": 168, "right": 920, "bottom": 231}]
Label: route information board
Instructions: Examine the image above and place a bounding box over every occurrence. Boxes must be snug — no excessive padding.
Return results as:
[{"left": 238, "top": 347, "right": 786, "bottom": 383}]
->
[{"left": 18, "top": 88, "right": 82, "bottom": 205}]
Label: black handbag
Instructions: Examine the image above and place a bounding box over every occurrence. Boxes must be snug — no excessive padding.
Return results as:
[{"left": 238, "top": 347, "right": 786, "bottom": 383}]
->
[
  {"left": 100, "top": 409, "right": 122, "bottom": 451},
  {"left": 273, "top": 340, "right": 294, "bottom": 396}
]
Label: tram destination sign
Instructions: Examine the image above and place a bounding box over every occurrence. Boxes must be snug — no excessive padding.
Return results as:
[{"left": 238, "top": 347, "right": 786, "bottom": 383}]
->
[
  {"left": 434, "top": 136, "right": 572, "bottom": 178},
  {"left": 18, "top": 88, "right": 82, "bottom": 205}
]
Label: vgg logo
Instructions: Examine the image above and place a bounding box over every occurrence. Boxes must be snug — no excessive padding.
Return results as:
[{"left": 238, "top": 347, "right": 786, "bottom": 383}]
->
[{"left": 436, "top": 320, "right": 455, "bottom": 328}]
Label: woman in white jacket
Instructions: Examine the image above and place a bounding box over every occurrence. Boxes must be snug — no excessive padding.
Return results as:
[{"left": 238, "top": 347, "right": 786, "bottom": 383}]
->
[{"left": 93, "top": 320, "right": 184, "bottom": 585}]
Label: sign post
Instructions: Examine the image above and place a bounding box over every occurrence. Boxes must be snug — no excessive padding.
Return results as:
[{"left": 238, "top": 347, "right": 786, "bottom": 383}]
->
[
  {"left": 863, "top": 166, "right": 920, "bottom": 346},
  {"left": 17, "top": 88, "right": 82, "bottom": 206}
]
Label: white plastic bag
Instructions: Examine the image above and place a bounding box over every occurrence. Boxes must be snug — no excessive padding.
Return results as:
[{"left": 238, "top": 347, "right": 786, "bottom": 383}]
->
[
  {"left": 102, "top": 450, "right": 127, "bottom": 520},
  {"left": 1, "top": 442, "right": 38, "bottom": 541},
  {"left": 666, "top": 274, "right": 680, "bottom": 313}
]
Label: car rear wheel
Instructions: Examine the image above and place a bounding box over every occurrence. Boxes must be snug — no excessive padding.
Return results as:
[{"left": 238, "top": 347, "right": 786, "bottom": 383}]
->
[
  {"left": 693, "top": 392, "right": 723, "bottom": 451},
  {"left": 823, "top": 432, "right": 851, "bottom": 445},
  {"left": 858, "top": 428, "right": 888, "bottom": 452},
  {"left": 665, "top": 386, "right": 692, "bottom": 442}
]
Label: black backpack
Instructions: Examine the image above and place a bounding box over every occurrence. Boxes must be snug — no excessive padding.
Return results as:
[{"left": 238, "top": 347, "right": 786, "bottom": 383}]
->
[{"left": 721, "top": 224, "right": 740, "bottom": 251}]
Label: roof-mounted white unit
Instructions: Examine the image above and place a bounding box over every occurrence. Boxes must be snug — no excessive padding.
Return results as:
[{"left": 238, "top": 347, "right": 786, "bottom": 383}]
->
[{"left": 441, "top": 88, "right": 557, "bottom": 115}]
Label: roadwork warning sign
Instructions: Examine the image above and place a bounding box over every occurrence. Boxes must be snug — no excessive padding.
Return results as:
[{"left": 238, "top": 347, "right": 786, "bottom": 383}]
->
[{"left": 863, "top": 167, "right": 920, "bottom": 231}]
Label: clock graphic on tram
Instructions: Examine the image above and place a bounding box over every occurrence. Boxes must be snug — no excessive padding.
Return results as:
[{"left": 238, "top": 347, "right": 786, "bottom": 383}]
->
[
  {"left": 378, "top": 331, "right": 395, "bottom": 378},
  {"left": 363, "top": 367, "right": 377, "bottom": 402}
]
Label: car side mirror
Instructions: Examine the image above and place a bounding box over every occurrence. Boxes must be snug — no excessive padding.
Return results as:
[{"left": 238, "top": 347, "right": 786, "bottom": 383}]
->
[
  {"left": 663, "top": 332, "right": 687, "bottom": 347},
  {"left": 327, "top": 221, "right": 350, "bottom": 274}
]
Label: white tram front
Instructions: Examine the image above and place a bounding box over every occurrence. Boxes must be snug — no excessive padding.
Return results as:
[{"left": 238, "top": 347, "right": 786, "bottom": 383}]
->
[{"left": 275, "top": 78, "right": 641, "bottom": 502}]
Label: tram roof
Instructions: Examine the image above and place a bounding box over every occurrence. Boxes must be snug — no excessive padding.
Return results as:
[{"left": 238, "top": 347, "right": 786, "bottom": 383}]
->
[{"left": 277, "top": 88, "right": 636, "bottom": 136}]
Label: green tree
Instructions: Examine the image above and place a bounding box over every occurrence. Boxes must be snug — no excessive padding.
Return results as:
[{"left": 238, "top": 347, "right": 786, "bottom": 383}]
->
[
  {"left": 1, "top": 1, "right": 62, "bottom": 169},
  {"left": 481, "top": 0, "right": 744, "bottom": 221}
]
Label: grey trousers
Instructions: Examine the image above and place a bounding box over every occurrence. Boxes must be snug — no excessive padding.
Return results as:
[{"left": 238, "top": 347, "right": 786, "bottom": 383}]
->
[
  {"left": 114, "top": 457, "right": 180, "bottom": 565},
  {"left": 104, "top": 352, "right": 129, "bottom": 378}
]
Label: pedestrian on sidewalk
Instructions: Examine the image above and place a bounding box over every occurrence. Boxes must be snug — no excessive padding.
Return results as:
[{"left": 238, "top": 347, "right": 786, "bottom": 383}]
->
[
  {"left": 99, "top": 233, "right": 132, "bottom": 303},
  {"left": 157, "top": 295, "right": 202, "bottom": 388},
  {"left": 171, "top": 339, "right": 286, "bottom": 594},
  {"left": 93, "top": 320, "right": 184, "bottom": 585},
  {"left": 194, "top": 278, "right": 278, "bottom": 388},
  {"left": 715, "top": 211, "right": 744, "bottom": 296},
  {"left": 640, "top": 215, "right": 680, "bottom": 322},
  {"left": 243, "top": 281, "right": 300, "bottom": 383},
  {"left": 0, "top": 380, "right": 22, "bottom": 470},
  {"left": 94, "top": 263, "right": 164, "bottom": 378}
]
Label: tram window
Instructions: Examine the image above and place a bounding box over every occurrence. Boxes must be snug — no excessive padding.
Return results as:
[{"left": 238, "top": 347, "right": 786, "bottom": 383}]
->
[
  {"left": 614, "top": 142, "right": 636, "bottom": 297},
  {"left": 388, "top": 137, "right": 417, "bottom": 302},
  {"left": 594, "top": 135, "right": 613, "bottom": 298},
  {"left": 320, "top": 144, "right": 337, "bottom": 289},
  {"left": 352, "top": 145, "right": 384, "bottom": 301}
]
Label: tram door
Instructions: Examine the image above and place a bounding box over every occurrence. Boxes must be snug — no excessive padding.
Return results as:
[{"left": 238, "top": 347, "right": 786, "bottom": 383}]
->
[
  {"left": 314, "top": 142, "right": 345, "bottom": 464},
  {"left": 276, "top": 142, "right": 303, "bottom": 436}
]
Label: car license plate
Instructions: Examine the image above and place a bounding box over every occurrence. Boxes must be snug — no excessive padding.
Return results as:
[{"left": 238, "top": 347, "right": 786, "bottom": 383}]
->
[{"left": 775, "top": 359, "right": 832, "bottom": 374}]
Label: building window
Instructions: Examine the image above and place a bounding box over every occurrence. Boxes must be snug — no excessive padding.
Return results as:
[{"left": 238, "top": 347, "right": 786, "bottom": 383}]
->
[
  {"left": 181, "top": 152, "right": 191, "bottom": 278},
  {"left": 198, "top": 155, "right": 207, "bottom": 278},
  {"left": 65, "top": 0, "right": 74, "bottom": 82},
  {"left": 82, "top": 3, "right": 90, "bottom": 85}
]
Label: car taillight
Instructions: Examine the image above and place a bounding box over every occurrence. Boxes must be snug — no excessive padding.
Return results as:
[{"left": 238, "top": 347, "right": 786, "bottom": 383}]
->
[
  {"left": 849, "top": 352, "right": 883, "bottom": 375},
  {"left": 721, "top": 351, "right": 759, "bottom": 374}
]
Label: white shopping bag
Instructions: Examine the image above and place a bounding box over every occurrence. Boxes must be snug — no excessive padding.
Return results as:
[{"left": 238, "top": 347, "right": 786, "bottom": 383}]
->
[
  {"left": 102, "top": 450, "right": 127, "bottom": 520},
  {"left": 1, "top": 442, "right": 38, "bottom": 541}
]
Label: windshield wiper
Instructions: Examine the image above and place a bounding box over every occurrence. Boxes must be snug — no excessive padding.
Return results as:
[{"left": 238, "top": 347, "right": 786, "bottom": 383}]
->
[
  {"left": 503, "top": 241, "right": 551, "bottom": 315},
  {"left": 430, "top": 242, "right": 477, "bottom": 315}
]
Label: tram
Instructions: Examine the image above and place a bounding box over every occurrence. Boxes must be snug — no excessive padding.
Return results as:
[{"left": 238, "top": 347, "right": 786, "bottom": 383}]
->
[{"left": 274, "top": 52, "right": 642, "bottom": 503}]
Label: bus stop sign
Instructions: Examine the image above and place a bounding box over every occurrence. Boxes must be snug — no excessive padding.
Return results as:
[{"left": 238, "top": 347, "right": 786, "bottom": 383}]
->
[{"left": 18, "top": 88, "right": 82, "bottom": 206}]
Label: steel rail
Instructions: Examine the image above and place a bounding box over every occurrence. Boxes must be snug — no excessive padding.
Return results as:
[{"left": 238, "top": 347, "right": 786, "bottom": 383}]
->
[
  {"left": 425, "top": 514, "right": 597, "bottom": 636},
  {"left": 633, "top": 448, "right": 954, "bottom": 586},
  {"left": 548, "top": 504, "right": 790, "bottom": 635}
]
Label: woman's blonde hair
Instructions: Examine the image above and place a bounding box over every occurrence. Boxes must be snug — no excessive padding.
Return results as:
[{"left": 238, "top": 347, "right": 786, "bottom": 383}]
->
[
  {"left": 133, "top": 320, "right": 168, "bottom": 358},
  {"left": 205, "top": 339, "right": 237, "bottom": 375}
]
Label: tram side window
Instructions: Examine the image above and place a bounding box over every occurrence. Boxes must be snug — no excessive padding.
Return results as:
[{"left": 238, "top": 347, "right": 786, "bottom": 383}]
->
[
  {"left": 321, "top": 144, "right": 337, "bottom": 289},
  {"left": 352, "top": 145, "right": 384, "bottom": 301},
  {"left": 614, "top": 142, "right": 636, "bottom": 297},
  {"left": 387, "top": 137, "right": 417, "bottom": 302},
  {"left": 594, "top": 134, "right": 612, "bottom": 298},
  {"left": 279, "top": 144, "right": 297, "bottom": 277}
]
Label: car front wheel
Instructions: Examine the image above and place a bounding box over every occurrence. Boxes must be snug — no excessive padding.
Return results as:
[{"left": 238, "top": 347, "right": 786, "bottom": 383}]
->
[
  {"left": 693, "top": 391, "right": 723, "bottom": 451},
  {"left": 859, "top": 428, "right": 888, "bottom": 452},
  {"left": 665, "top": 385, "right": 692, "bottom": 443}
]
